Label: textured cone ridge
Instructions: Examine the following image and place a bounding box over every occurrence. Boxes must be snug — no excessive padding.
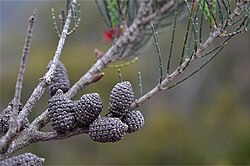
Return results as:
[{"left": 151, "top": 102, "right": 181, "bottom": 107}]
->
[
  {"left": 0, "top": 106, "right": 12, "bottom": 136},
  {"left": 75, "top": 93, "right": 103, "bottom": 127},
  {"left": 48, "top": 89, "right": 76, "bottom": 133},
  {"left": 47, "top": 60, "right": 70, "bottom": 96},
  {"left": 0, "top": 101, "right": 28, "bottom": 136},
  {"left": 89, "top": 117, "right": 128, "bottom": 143},
  {"left": 0, "top": 153, "right": 44, "bottom": 166},
  {"left": 122, "top": 110, "right": 145, "bottom": 133},
  {"left": 109, "top": 81, "right": 134, "bottom": 117}
]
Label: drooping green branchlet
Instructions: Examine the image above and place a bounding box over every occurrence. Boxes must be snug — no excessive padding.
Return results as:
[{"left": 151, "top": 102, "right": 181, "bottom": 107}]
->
[
  {"left": 0, "top": 153, "right": 45, "bottom": 166},
  {"left": 48, "top": 89, "right": 76, "bottom": 133},
  {"left": 108, "top": 81, "right": 134, "bottom": 117},
  {"left": 47, "top": 60, "right": 70, "bottom": 96},
  {"left": 89, "top": 117, "right": 128, "bottom": 143},
  {"left": 122, "top": 110, "right": 145, "bottom": 133},
  {"left": 75, "top": 93, "right": 103, "bottom": 127}
]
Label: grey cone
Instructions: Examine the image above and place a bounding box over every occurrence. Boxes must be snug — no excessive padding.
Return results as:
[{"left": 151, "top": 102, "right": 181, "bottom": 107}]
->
[
  {"left": 0, "top": 101, "right": 28, "bottom": 136},
  {"left": 89, "top": 117, "right": 128, "bottom": 143},
  {"left": 47, "top": 60, "right": 70, "bottom": 96},
  {"left": 108, "top": 81, "right": 134, "bottom": 117},
  {"left": 48, "top": 89, "right": 76, "bottom": 133},
  {"left": 75, "top": 93, "right": 103, "bottom": 127},
  {"left": 122, "top": 110, "right": 145, "bottom": 133},
  {"left": 0, "top": 153, "right": 45, "bottom": 166}
]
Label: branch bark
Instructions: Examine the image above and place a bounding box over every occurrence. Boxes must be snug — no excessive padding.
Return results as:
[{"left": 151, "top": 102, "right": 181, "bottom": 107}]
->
[{"left": 0, "top": 10, "right": 37, "bottom": 154}]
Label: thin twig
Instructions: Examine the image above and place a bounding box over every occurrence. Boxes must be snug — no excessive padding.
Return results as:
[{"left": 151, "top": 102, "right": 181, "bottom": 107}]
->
[
  {"left": 3, "top": 127, "right": 88, "bottom": 157},
  {"left": 118, "top": 69, "right": 123, "bottom": 82},
  {"left": 33, "top": 128, "right": 89, "bottom": 142},
  {"left": 0, "top": 10, "right": 37, "bottom": 154},
  {"left": 151, "top": 24, "right": 163, "bottom": 83},
  {"left": 67, "top": 3, "right": 81, "bottom": 35},
  {"left": 167, "top": 0, "right": 179, "bottom": 74},
  {"left": 51, "top": 8, "right": 61, "bottom": 37},
  {"left": 138, "top": 72, "right": 143, "bottom": 97},
  {"left": 199, "top": 0, "right": 205, "bottom": 44},
  {"left": 119, "top": 0, "right": 128, "bottom": 31},
  {"left": 180, "top": 0, "right": 195, "bottom": 65}
]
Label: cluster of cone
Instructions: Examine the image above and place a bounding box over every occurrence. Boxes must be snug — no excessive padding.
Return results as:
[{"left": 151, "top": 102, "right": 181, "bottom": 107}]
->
[
  {"left": 0, "top": 153, "right": 44, "bottom": 166},
  {"left": 47, "top": 61, "right": 144, "bottom": 143}
]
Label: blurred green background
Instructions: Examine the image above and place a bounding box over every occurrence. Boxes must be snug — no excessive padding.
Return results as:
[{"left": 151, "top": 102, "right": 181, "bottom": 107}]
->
[{"left": 1, "top": 1, "right": 250, "bottom": 165}]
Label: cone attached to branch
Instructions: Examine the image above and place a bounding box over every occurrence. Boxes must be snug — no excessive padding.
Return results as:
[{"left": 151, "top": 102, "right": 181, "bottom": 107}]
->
[
  {"left": 47, "top": 60, "right": 70, "bottom": 96},
  {"left": 48, "top": 89, "right": 76, "bottom": 133},
  {"left": 75, "top": 93, "right": 103, "bottom": 127},
  {"left": 108, "top": 81, "right": 134, "bottom": 117},
  {"left": 89, "top": 117, "right": 128, "bottom": 143},
  {"left": 122, "top": 110, "right": 145, "bottom": 133},
  {"left": 0, "top": 101, "right": 29, "bottom": 136}
]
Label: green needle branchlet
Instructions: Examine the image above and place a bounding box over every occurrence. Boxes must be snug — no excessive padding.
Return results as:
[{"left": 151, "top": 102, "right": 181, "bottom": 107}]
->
[
  {"left": 151, "top": 23, "right": 163, "bottom": 84},
  {"left": 180, "top": 0, "right": 195, "bottom": 66},
  {"left": 109, "top": 0, "right": 116, "bottom": 28},
  {"left": 51, "top": 8, "right": 61, "bottom": 37},
  {"left": 138, "top": 72, "right": 143, "bottom": 98},
  {"left": 51, "top": 1, "right": 81, "bottom": 37},
  {"left": 118, "top": 69, "right": 123, "bottom": 82},
  {"left": 107, "top": 57, "right": 139, "bottom": 68},
  {"left": 167, "top": 41, "right": 227, "bottom": 90},
  {"left": 183, "top": 0, "right": 199, "bottom": 69},
  {"left": 167, "top": 0, "right": 179, "bottom": 74}
]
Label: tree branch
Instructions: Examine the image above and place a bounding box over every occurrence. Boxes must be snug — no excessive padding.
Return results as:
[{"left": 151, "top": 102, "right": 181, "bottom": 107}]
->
[
  {"left": 33, "top": 128, "right": 89, "bottom": 142},
  {"left": 1, "top": 0, "right": 78, "bottom": 158},
  {"left": 0, "top": 10, "right": 37, "bottom": 154},
  {"left": 3, "top": 127, "right": 88, "bottom": 158},
  {"left": 2, "top": 0, "right": 248, "bottom": 159},
  {"left": 129, "top": 1, "right": 249, "bottom": 111}
]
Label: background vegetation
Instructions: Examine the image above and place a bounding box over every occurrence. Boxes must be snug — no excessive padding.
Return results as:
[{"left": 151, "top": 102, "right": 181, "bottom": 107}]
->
[{"left": 1, "top": 1, "right": 250, "bottom": 164}]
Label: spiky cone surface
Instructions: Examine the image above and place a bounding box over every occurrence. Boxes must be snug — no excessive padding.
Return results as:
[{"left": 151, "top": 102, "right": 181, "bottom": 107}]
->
[
  {"left": 0, "top": 101, "right": 28, "bottom": 136},
  {"left": 0, "top": 105, "right": 12, "bottom": 136},
  {"left": 47, "top": 60, "right": 70, "bottom": 96},
  {"left": 122, "top": 110, "right": 145, "bottom": 133},
  {"left": 75, "top": 93, "right": 103, "bottom": 127},
  {"left": 89, "top": 117, "right": 128, "bottom": 143},
  {"left": 109, "top": 81, "right": 134, "bottom": 117},
  {"left": 48, "top": 89, "right": 76, "bottom": 133},
  {"left": 0, "top": 153, "right": 45, "bottom": 166}
]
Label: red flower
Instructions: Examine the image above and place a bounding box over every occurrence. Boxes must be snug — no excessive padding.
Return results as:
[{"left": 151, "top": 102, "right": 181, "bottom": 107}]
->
[{"left": 103, "top": 27, "right": 118, "bottom": 42}]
